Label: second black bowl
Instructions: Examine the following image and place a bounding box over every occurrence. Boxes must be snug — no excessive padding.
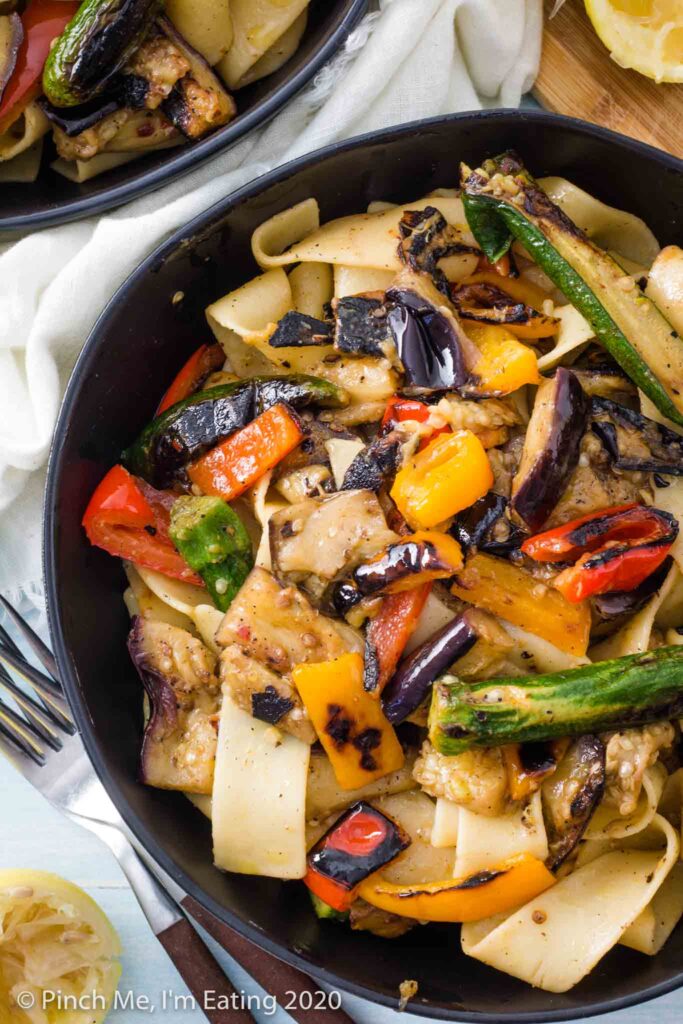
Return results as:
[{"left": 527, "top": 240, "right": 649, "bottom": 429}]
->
[
  {"left": 0, "top": 0, "right": 367, "bottom": 234},
  {"left": 45, "top": 110, "right": 683, "bottom": 1022}
]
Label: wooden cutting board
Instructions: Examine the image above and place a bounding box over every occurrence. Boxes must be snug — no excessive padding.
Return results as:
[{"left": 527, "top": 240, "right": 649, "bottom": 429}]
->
[{"left": 533, "top": 0, "right": 683, "bottom": 159}]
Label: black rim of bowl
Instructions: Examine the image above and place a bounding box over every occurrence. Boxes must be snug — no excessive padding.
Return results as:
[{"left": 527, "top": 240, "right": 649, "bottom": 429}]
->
[
  {"left": 44, "top": 108, "right": 683, "bottom": 1023},
  {"left": 1, "top": 0, "right": 367, "bottom": 234}
]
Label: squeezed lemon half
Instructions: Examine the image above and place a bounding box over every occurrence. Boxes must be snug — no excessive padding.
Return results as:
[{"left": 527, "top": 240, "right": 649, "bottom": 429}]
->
[
  {"left": 0, "top": 870, "right": 121, "bottom": 1024},
  {"left": 585, "top": 0, "right": 683, "bottom": 82}
]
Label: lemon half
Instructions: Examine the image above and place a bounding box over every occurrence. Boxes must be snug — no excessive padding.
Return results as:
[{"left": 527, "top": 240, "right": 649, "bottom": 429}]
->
[
  {"left": 585, "top": 0, "right": 683, "bottom": 82},
  {"left": 0, "top": 870, "right": 121, "bottom": 1024}
]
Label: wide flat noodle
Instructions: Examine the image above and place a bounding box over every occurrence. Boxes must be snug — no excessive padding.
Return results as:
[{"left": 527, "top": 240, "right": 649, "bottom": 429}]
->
[
  {"left": 621, "top": 862, "right": 683, "bottom": 955},
  {"left": 648, "top": 479, "right": 683, "bottom": 578},
  {"left": 591, "top": 563, "right": 678, "bottom": 659},
  {"left": 0, "top": 139, "right": 43, "bottom": 182},
  {"left": 537, "top": 303, "right": 594, "bottom": 370},
  {"left": 539, "top": 176, "right": 660, "bottom": 267},
  {"left": 166, "top": 0, "right": 233, "bottom": 65},
  {"left": 462, "top": 812, "right": 679, "bottom": 993},
  {"left": 431, "top": 798, "right": 460, "bottom": 848},
  {"left": 212, "top": 691, "right": 310, "bottom": 877},
  {"left": 124, "top": 563, "right": 197, "bottom": 632},
  {"left": 306, "top": 751, "right": 416, "bottom": 820},
  {"left": 325, "top": 438, "right": 365, "bottom": 489},
  {"left": 373, "top": 791, "right": 455, "bottom": 884},
  {"left": 245, "top": 470, "right": 288, "bottom": 570},
  {"left": 217, "top": 0, "right": 309, "bottom": 89},
  {"left": 239, "top": 9, "right": 307, "bottom": 88},
  {"left": 253, "top": 196, "right": 472, "bottom": 272},
  {"left": 647, "top": 247, "right": 683, "bottom": 336},
  {"left": 0, "top": 101, "right": 48, "bottom": 162},
  {"left": 585, "top": 763, "right": 668, "bottom": 843},
  {"left": 289, "top": 262, "right": 333, "bottom": 318},
  {"left": 134, "top": 566, "right": 224, "bottom": 653},
  {"left": 404, "top": 592, "right": 456, "bottom": 654},
  {"left": 333, "top": 265, "right": 396, "bottom": 299},
  {"left": 502, "top": 622, "right": 591, "bottom": 673},
  {"left": 453, "top": 792, "right": 548, "bottom": 877}
]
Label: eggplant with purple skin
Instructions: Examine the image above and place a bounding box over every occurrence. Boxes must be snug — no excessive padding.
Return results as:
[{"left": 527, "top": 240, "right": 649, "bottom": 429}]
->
[
  {"left": 591, "top": 395, "right": 683, "bottom": 475},
  {"left": 128, "top": 616, "right": 220, "bottom": 794},
  {"left": 158, "top": 17, "right": 235, "bottom": 139},
  {"left": 341, "top": 431, "right": 404, "bottom": 493},
  {"left": 386, "top": 285, "right": 471, "bottom": 394},
  {"left": 0, "top": 12, "right": 22, "bottom": 102},
  {"left": 542, "top": 734, "right": 605, "bottom": 869},
  {"left": 382, "top": 608, "right": 487, "bottom": 725},
  {"left": 39, "top": 91, "right": 121, "bottom": 136},
  {"left": 592, "top": 555, "right": 673, "bottom": 637},
  {"left": 511, "top": 367, "right": 590, "bottom": 531},
  {"left": 450, "top": 492, "right": 526, "bottom": 557}
]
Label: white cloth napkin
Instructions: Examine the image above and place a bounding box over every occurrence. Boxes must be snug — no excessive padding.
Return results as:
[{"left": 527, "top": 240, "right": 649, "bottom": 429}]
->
[{"left": 0, "top": 0, "right": 542, "bottom": 613}]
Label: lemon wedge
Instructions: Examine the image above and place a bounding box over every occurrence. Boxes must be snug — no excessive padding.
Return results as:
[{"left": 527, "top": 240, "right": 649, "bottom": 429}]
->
[
  {"left": 0, "top": 870, "right": 121, "bottom": 1024},
  {"left": 584, "top": 0, "right": 683, "bottom": 82}
]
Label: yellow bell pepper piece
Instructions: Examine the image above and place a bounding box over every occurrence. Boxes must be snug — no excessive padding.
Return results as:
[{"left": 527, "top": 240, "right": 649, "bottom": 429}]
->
[
  {"left": 390, "top": 431, "right": 493, "bottom": 530},
  {"left": 357, "top": 852, "right": 555, "bottom": 922},
  {"left": 292, "top": 652, "right": 404, "bottom": 790},
  {"left": 466, "top": 323, "right": 541, "bottom": 394},
  {"left": 451, "top": 552, "right": 591, "bottom": 657}
]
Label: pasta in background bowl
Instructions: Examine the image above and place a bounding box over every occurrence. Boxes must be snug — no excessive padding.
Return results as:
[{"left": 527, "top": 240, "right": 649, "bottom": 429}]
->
[
  {"left": 44, "top": 111, "right": 683, "bottom": 1021},
  {"left": 0, "top": 0, "right": 367, "bottom": 232}
]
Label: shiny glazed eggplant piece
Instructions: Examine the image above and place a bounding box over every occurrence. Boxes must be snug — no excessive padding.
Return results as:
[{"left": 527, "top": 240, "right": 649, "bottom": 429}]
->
[
  {"left": 511, "top": 368, "right": 589, "bottom": 531},
  {"left": 593, "top": 555, "right": 673, "bottom": 629},
  {"left": 542, "top": 734, "right": 605, "bottom": 869},
  {"left": 450, "top": 492, "right": 526, "bottom": 556},
  {"left": 43, "top": 0, "right": 163, "bottom": 107},
  {"left": 591, "top": 395, "right": 683, "bottom": 475},
  {"left": 386, "top": 287, "right": 469, "bottom": 393},
  {"left": 382, "top": 609, "right": 484, "bottom": 725}
]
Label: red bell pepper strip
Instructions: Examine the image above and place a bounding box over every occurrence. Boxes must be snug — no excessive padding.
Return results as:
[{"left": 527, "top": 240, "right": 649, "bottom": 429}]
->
[
  {"left": 521, "top": 503, "right": 678, "bottom": 604},
  {"left": 364, "top": 583, "right": 431, "bottom": 695},
  {"left": 304, "top": 801, "right": 410, "bottom": 912},
  {"left": 0, "top": 0, "right": 78, "bottom": 134},
  {"left": 187, "top": 402, "right": 303, "bottom": 501},
  {"left": 156, "top": 343, "right": 225, "bottom": 414},
  {"left": 381, "top": 396, "right": 450, "bottom": 451},
  {"left": 82, "top": 465, "right": 203, "bottom": 585}
]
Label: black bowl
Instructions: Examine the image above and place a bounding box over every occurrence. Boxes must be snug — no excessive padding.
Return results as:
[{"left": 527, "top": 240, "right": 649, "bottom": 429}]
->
[
  {"left": 0, "top": 0, "right": 366, "bottom": 234},
  {"left": 44, "top": 110, "right": 683, "bottom": 1022}
]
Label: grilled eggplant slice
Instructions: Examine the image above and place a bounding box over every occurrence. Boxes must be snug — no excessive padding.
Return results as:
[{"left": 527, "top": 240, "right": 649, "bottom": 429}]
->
[
  {"left": 511, "top": 368, "right": 589, "bottom": 531},
  {"left": 341, "top": 431, "right": 405, "bottom": 493},
  {"left": 0, "top": 12, "right": 22, "bottom": 102},
  {"left": 591, "top": 395, "right": 683, "bottom": 475},
  {"left": 122, "top": 374, "right": 347, "bottom": 488},
  {"left": 462, "top": 152, "right": 683, "bottom": 428},
  {"left": 129, "top": 616, "right": 220, "bottom": 793},
  {"left": 398, "top": 206, "right": 478, "bottom": 296},
  {"left": 268, "top": 310, "right": 333, "bottom": 349},
  {"left": 451, "top": 281, "right": 559, "bottom": 335},
  {"left": 450, "top": 492, "right": 525, "bottom": 556},
  {"left": 334, "top": 296, "right": 394, "bottom": 358},
  {"left": 157, "top": 16, "right": 235, "bottom": 139},
  {"left": 542, "top": 735, "right": 605, "bottom": 869},
  {"left": 39, "top": 92, "right": 121, "bottom": 136},
  {"left": 43, "top": 0, "right": 163, "bottom": 107},
  {"left": 593, "top": 556, "right": 673, "bottom": 633}
]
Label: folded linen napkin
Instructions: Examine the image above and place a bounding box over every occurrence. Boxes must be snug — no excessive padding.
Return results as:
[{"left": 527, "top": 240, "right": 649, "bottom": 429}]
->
[{"left": 0, "top": 0, "right": 542, "bottom": 614}]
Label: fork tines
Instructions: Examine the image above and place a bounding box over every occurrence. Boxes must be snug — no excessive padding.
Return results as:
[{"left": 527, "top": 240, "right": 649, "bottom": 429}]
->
[{"left": 0, "top": 597, "right": 74, "bottom": 764}]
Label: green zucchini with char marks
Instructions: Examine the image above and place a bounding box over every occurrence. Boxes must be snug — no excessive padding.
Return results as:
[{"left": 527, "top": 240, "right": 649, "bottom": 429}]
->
[
  {"left": 429, "top": 645, "right": 683, "bottom": 755},
  {"left": 462, "top": 152, "right": 683, "bottom": 427},
  {"left": 43, "top": 0, "right": 162, "bottom": 107}
]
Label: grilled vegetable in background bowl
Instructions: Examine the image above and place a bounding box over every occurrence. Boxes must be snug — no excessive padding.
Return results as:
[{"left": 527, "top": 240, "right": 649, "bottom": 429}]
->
[
  {"left": 510, "top": 368, "right": 589, "bottom": 532},
  {"left": 168, "top": 496, "right": 253, "bottom": 611},
  {"left": 429, "top": 645, "right": 683, "bottom": 756},
  {"left": 522, "top": 503, "right": 678, "bottom": 603},
  {"left": 304, "top": 801, "right": 411, "bottom": 912},
  {"left": 462, "top": 152, "right": 683, "bottom": 427}
]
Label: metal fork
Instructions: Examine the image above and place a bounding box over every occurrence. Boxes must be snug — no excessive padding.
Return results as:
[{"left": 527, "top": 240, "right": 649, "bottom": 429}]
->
[
  {"left": 0, "top": 596, "right": 356, "bottom": 1024},
  {"left": 0, "top": 597, "right": 253, "bottom": 1024}
]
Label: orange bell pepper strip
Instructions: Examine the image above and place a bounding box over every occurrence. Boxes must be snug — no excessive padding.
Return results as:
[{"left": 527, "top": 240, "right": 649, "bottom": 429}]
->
[
  {"left": 364, "top": 583, "right": 431, "bottom": 695},
  {"left": 292, "top": 652, "right": 404, "bottom": 790},
  {"left": 156, "top": 343, "right": 225, "bottom": 414},
  {"left": 187, "top": 402, "right": 303, "bottom": 502},
  {"left": 0, "top": 0, "right": 78, "bottom": 134},
  {"left": 391, "top": 430, "right": 493, "bottom": 530},
  {"left": 82, "top": 465, "right": 202, "bottom": 585},
  {"left": 450, "top": 552, "right": 591, "bottom": 657},
  {"left": 466, "top": 323, "right": 541, "bottom": 394},
  {"left": 357, "top": 853, "right": 556, "bottom": 922}
]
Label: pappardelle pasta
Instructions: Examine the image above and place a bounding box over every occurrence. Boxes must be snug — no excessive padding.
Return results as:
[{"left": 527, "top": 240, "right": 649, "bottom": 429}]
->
[
  {"left": 0, "top": 0, "right": 310, "bottom": 183},
  {"left": 83, "top": 150, "right": 683, "bottom": 995}
]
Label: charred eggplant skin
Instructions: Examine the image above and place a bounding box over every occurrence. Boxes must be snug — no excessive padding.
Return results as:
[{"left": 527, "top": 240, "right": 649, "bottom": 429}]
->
[
  {"left": 591, "top": 396, "right": 683, "bottom": 475},
  {"left": 382, "top": 611, "right": 479, "bottom": 725},
  {"left": 341, "top": 432, "right": 403, "bottom": 493},
  {"left": 122, "top": 374, "right": 347, "bottom": 488},
  {"left": 511, "top": 368, "right": 589, "bottom": 532},
  {"left": 429, "top": 645, "right": 683, "bottom": 755},
  {"left": 269, "top": 311, "right": 332, "bottom": 349},
  {"left": 450, "top": 492, "right": 525, "bottom": 556},
  {"left": 38, "top": 91, "right": 120, "bottom": 135},
  {"left": 594, "top": 555, "right": 673, "bottom": 621},
  {"left": 43, "top": 0, "right": 163, "bottom": 107},
  {"left": 542, "top": 735, "right": 605, "bottom": 870},
  {"left": 462, "top": 152, "right": 683, "bottom": 427}
]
